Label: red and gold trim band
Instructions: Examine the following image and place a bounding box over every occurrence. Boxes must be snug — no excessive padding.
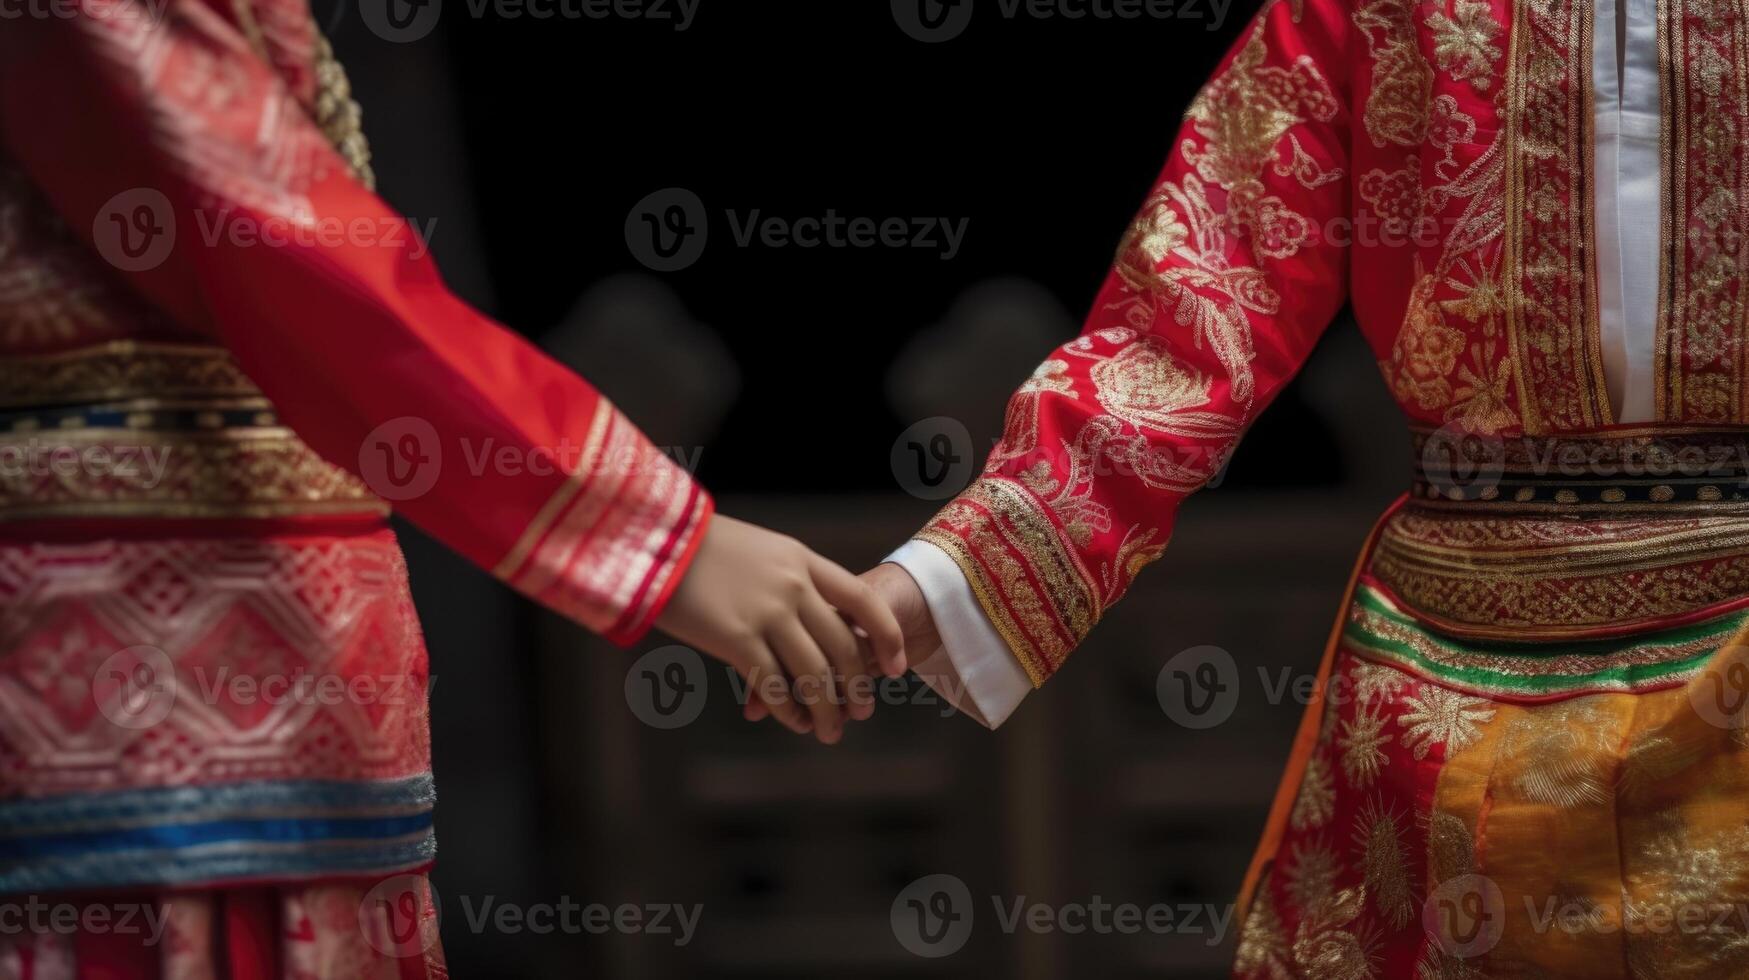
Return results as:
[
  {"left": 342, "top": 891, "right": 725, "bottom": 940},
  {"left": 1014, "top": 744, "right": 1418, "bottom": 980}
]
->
[
  {"left": 0, "top": 343, "right": 383, "bottom": 520},
  {"left": 1368, "top": 505, "right": 1749, "bottom": 642},
  {"left": 1411, "top": 425, "right": 1749, "bottom": 511},
  {"left": 493, "top": 403, "right": 712, "bottom": 647},
  {"left": 0, "top": 420, "right": 387, "bottom": 521},
  {"left": 1505, "top": 0, "right": 1612, "bottom": 433},
  {"left": 913, "top": 476, "right": 1102, "bottom": 687},
  {"left": 1344, "top": 582, "right": 1746, "bottom": 701},
  {"left": 1657, "top": 0, "right": 1749, "bottom": 422}
]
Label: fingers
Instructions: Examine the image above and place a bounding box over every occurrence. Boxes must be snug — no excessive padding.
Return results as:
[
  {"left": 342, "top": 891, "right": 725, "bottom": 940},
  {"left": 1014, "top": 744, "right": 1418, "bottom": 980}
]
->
[
  {"left": 809, "top": 553, "right": 907, "bottom": 678},
  {"left": 800, "top": 590, "right": 875, "bottom": 723},
  {"left": 768, "top": 617, "right": 845, "bottom": 744},
  {"left": 740, "top": 643, "right": 809, "bottom": 736}
]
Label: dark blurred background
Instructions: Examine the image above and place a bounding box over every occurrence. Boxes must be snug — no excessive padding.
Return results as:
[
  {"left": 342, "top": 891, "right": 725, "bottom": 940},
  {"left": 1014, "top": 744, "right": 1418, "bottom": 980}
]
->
[{"left": 326, "top": 2, "right": 1405, "bottom": 976}]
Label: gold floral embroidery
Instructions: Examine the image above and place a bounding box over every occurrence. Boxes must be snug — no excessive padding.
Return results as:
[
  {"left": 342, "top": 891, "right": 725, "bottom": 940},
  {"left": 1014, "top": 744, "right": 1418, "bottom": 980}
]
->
[
  {"left": 1278, "top": 133, "right": 1347, "bottom": 190},
  {"left": 997, "top": 331, "right": 1232, "bottom": 562},
  {"left": 1388, "top": 270, "right": 1471, "bottom": 412},
  {"left": 1426, "top": 808, "right": 1476, "bottom": 883},
  {"left": 1420, "top": 806, "right": 1482, "bottom": 976},
  {"left": 1292, "top": 886, "right": 1380, "bottom": 980},
  {"left": 1398, "top": 687, "right": 1495, "bottom": 760},
  {"left": 1365, "top": 19, "right": 1517, "bottom": 435},
  {"left": 1088, "top": 335, "right": 1214, "bottom": 429},
  {"left": 1415, "top": 949, "right": 1490, "bottom": 980},
  {"left": 1352, "top": 660, "right": 1413, "bottom": 706},
  {"left": 1352, "top": 797, "right": 1415, "bottom": 930},
  {"left": 1181, "top": 13, "right": 1343, "bottom": 200},
  {"left": 1121, "top": 3, "right": 1341, "bottom": 407},
  {"left": 1618, "top": 731, "right": 1709, "bottom": 802},
  {"left": 1625, "top": 820, "right": 1749, "bottom": 976},
  {"left": 1426, "top": 0, "right": 1503, "bottom": 90},
  {"left": 1291, "top": 752, "right": 1338, "bottom": 831},
  {"left": 1338, "top": 705, "right": 1392, "bottom": 788},
  {"left": 1235, "top": 879, "right": 1296, "bottom": 980},
  {"left": 1359, "top": 162, "right": 1423, "bottom": 234},
  {"left": 1284, "top": 837, "right": 1344, "bottom": 912},
  {"left": 1497, "top": 699, "right": 1619, "bottom": 808},
  {"left": 1354, "top": 0, "right": 1433, "bottom": 147}
]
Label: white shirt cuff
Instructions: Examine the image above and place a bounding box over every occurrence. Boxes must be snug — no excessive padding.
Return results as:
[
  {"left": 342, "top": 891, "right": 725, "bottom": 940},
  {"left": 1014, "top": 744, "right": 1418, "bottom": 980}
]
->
[{"left": 884, "top": 539, "right": 1033, "bottom": 729}]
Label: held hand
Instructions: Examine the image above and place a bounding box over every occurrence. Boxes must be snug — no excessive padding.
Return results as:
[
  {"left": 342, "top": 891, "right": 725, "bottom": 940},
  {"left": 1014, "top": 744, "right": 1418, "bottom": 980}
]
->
[
  {"left": 655, "top": 515, "right": 906, "bottom": 744},
  {"left": 860, "top": 563, "right": 941, "bottom": 660}
]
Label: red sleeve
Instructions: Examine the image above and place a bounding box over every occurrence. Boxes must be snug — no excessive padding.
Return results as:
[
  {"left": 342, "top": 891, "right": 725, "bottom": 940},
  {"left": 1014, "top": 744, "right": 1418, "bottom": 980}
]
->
[
  {"left": 911, "top": 0, "right": 1353, "bottom": 686},
  {"left": 0, "top": 0, "right": 711, "bottom": 645}
]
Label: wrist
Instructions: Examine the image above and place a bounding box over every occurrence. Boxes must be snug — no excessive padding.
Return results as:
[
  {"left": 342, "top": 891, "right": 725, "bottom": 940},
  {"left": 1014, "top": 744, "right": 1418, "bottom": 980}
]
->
[{"left": 866, "top": 561, "right": 941, "bottom": 656}]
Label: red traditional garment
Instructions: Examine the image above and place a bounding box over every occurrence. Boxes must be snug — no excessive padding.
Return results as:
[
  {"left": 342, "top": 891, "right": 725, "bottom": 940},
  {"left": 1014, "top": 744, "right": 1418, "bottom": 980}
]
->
[
  {"left": 0, "top": 1, "right": 709, "bottom": 975},
  {"left": 899, "top": 0, "right": 1749, "bottom": 976}
]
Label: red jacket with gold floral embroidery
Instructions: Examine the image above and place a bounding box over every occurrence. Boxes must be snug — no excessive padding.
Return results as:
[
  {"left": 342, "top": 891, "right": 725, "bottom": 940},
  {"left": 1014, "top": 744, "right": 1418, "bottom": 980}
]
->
[{"left": 914, "top": 0, "right": 1739, "bottom": 685}]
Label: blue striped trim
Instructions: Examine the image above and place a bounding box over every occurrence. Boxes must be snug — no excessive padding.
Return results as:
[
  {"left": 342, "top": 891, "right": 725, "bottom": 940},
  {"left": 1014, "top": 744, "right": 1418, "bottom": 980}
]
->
[
  {"left": 0, "top": 834, "right": 436, "bottom": 892},
  {"left": 0, "top": 776, "right": 435, "bottom": 835},
  {"left": 0, "top": 776, "right": 436, "bottom": 892}
]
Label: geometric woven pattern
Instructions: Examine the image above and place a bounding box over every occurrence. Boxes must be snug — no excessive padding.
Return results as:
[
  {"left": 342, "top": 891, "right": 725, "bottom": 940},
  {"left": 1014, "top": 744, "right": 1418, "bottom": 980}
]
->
[{"left": 0, "top": 528, "right": 430, "bottom": 798}]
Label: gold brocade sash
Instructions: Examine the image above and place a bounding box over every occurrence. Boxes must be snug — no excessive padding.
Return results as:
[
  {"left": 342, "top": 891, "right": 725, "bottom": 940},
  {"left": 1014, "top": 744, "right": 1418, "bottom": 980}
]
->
[
  {"left": 1379, "top": 427, "right": 1749, "bottom": 640},
  {"left": 0, "top": 342, "right": 385, "bottom": 521}
]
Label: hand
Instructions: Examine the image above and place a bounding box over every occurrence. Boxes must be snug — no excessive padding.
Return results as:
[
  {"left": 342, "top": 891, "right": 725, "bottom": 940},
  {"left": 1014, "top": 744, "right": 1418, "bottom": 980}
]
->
[
  {"left": 655, "top": 515, "right": 907, "bottom": 744},
  {"left": 860, "top": 562, "right": 941, "bottom": 660}
]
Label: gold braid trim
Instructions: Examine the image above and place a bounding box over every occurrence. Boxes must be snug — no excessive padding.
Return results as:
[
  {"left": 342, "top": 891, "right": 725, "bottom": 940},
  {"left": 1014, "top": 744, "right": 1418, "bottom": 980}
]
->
[
  {"left": 313, "top": 36, "right": 376, "bottom": 190},
  {"left": 914, "top": 477, "right": 1102, "bottom": 686}
]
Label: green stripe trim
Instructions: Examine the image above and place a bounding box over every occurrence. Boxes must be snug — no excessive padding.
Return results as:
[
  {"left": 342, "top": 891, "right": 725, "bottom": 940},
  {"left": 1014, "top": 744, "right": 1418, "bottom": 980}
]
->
[{"left": 1344, "top": 586, "right": 1748, "bottom": 696}]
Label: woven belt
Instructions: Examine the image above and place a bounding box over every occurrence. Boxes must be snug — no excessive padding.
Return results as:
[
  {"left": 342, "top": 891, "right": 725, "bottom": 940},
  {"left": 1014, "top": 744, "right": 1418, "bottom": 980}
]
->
[
  {"left": 1409, "top": 426, "right": 1749, "bottom": 513},
  {"left": 0, "top": 344, "right": 384, "bottom": 521}
]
